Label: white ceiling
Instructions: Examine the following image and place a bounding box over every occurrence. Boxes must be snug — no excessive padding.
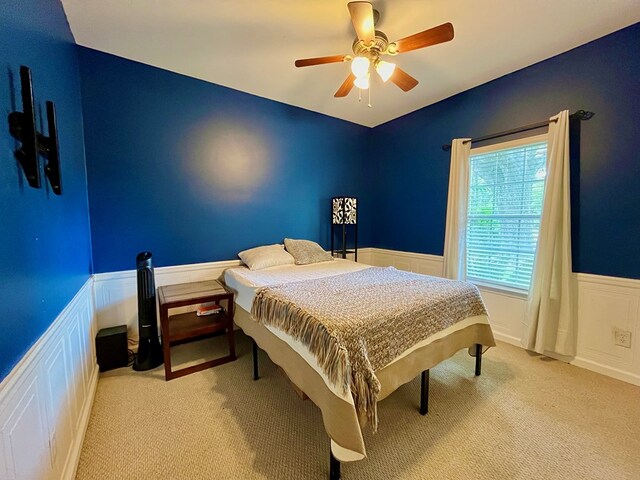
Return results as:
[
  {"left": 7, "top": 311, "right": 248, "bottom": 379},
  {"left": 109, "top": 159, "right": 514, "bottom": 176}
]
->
[{"left": 62, "top": 1, "right": 640, "bottom": 128}]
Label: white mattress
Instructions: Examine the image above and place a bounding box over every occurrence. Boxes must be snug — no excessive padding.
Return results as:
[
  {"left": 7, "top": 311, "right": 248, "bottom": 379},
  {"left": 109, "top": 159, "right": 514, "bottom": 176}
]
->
[{"left": 225, "top": 258, "right": 370, "bottom": 312}]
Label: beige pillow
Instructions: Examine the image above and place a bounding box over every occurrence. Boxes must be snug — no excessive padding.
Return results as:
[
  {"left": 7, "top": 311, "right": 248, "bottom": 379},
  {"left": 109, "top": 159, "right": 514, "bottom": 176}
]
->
[
  {"left": 284, "top": 239, "right": 334, "bottom": 265},
  {"left": 238, "top": 244, "right": 295, "bottom": 271}
]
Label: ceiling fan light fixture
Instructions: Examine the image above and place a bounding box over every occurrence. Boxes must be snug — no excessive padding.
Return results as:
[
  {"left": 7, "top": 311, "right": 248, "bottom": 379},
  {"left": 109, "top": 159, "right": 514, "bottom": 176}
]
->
[
  {"left": 354, "top": 74, "right": 370, "bottom": 90},
  {"left": 297, "top": 4, "right": 454, "bottom": 99},
  {"left": 350, "top": 56, "right": 370, "bottom": 78},
  {"left": 376, "top": 60, "right": 396, "bottom": 82}
]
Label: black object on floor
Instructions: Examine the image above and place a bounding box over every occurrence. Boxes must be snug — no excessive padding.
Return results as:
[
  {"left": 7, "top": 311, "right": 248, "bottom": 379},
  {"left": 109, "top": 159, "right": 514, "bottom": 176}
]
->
[
  {"left": 420, "top": 369, "right": 430, "bottom": 415},
  {"left": 133, "top": 251, "right": 163, "bottom": 371},
  {"left": 96, "top": 325, "right": 128, "bottom": 372},
  {"left": 475, "top": 343, "right": 482, "bottom": 376},
  {"left": 330, "top": 450, "right": 340, "bottom": 480},
  {"left": 253, "top": 339, "right": 259, "bottom": 380}
]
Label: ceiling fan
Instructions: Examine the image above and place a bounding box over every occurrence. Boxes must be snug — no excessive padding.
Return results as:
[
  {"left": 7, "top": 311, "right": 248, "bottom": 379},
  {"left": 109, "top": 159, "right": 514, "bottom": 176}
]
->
[{"left": 294, "top": 1, "right": 454, "bottom": 99}]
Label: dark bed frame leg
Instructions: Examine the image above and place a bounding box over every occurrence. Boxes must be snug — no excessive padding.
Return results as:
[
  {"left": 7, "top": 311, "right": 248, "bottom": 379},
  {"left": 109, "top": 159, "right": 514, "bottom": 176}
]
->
[
  {"left": 475, "top": 343, "right": 482, "bottom": 376},
  {"left": 419, "top": 369, "right": 429, "bottom": 415},
  {"left": 252, "top": 340, "right": 259, "bottom": 380},
  {"left": 329, "top": 450, "right": 341, "bottom": 480}
]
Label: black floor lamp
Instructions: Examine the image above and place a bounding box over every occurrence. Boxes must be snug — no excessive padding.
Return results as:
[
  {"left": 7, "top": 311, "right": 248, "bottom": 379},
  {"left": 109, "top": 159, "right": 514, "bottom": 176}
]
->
[{"left": 331, "top": 197, "right": 358, "bottom": 261}]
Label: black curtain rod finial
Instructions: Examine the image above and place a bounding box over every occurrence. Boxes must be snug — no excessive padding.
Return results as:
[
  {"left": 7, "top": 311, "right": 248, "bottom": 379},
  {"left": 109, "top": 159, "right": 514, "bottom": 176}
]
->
[{"left": 573, "top": 110, "right": 595, "bottom": 121}]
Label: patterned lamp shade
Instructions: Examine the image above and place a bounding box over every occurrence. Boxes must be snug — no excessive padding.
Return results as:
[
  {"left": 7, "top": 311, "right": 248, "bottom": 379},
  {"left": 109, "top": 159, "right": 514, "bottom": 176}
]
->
[{"left": 332, "top": 197, "right": 357, "bottom": 225}]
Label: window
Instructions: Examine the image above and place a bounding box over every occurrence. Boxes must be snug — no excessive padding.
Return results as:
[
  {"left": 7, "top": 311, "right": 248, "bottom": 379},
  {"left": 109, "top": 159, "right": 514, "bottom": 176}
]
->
[{"left": 466, "top": 135, "right": 547, "bottom": 292}]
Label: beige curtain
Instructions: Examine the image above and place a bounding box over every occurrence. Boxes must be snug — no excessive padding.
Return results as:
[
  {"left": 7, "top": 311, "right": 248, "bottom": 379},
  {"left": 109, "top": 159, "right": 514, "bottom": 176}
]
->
[
  {"left": 522, "top": 110, "right": 576, "bottom": 356},
  {"left": 443, "top": 138, "right": 472, "bottom": 280}
]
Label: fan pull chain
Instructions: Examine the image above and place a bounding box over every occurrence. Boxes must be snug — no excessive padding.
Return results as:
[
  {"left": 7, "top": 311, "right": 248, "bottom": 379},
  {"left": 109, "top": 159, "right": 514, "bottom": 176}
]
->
[
  {"left": 368, "top": 84, "right": 372, "bottom": 108},
  {"left": 358, "top": 88, "right": 362, "bottom": 103}
]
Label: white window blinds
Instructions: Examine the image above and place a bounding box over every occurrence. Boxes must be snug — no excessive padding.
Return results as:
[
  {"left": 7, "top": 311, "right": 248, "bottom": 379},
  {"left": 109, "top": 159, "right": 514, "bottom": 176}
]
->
[{"left": 466, "top": 140, "right": 547, "bottom": 291}]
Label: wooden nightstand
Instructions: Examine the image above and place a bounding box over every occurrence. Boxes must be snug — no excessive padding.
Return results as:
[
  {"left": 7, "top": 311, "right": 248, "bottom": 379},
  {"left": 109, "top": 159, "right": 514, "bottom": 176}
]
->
[{"left": 158, "top": 280, "right": 236, "bottom": 381}]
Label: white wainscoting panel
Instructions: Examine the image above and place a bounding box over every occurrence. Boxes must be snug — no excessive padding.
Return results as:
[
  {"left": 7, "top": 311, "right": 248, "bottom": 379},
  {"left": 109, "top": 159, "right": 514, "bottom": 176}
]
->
[
  {"left": 574, "top": 273, "right": 640, "bottom": 385},
  {"left": 0, "top": 279, "right": 98, "bottom": 480},
  {"left": 93, "top": 259, "right": 241, "bottom": 336},
  {"left": 477, "top": 289, "right": 527, "bottom": 346},
  {"left": 365, "top": 248, "right": 443, "bottom": 277},
  {"left": 365, "top": 248, "right": 640, "bottom": 386},
  {"left": 91, "top": 249, "right": 640, "bottom": 386},
  {"left": 96, "top": 250, "right": 378, "bottom": 337}
]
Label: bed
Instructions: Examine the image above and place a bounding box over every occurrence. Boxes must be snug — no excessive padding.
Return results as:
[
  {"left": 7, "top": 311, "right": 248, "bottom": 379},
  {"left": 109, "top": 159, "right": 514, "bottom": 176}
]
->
[{"left": 224, "top": 258, "right": 495, "bottom": 479}]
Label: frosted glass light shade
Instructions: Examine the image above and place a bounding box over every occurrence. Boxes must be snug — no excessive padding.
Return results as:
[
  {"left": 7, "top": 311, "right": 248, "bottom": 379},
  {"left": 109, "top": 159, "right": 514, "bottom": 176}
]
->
[
  {"left": 354, "top": 74, "right": 369, "bottom": 90},
  {"left": 351, "top": 57, "right": 370, "bottom": 77},
  {"left": 376, "top": 61, "right": 396, "bottom": 82}
]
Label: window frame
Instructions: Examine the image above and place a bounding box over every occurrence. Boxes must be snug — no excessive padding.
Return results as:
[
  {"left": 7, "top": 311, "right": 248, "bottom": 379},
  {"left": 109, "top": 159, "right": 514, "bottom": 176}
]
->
[{"left": 466, "top": 133, "right": 548, "bottom": 295}]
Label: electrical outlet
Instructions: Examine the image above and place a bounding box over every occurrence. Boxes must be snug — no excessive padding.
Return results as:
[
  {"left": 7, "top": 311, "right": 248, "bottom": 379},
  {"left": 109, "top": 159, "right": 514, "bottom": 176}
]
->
[{"left": 614, "top": 329, "right": 632, "bottom": 348}]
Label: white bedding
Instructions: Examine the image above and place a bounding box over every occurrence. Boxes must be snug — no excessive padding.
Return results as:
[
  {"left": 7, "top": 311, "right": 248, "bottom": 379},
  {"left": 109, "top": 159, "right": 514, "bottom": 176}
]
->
[{"left": 225, "top": 258, "right": 370, "bottom": 312}]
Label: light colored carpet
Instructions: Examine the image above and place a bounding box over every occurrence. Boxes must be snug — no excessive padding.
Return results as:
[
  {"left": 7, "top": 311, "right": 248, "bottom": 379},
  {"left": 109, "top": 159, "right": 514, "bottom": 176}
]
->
[{"left": 76, "top": 332, "right": 640, "bottom": 480}]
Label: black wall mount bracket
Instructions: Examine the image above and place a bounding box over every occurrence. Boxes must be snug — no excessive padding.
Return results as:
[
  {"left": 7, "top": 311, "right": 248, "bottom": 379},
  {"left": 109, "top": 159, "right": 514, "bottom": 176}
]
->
[{"left": 8, "top": 65, "right": 62, "bottom": 194}]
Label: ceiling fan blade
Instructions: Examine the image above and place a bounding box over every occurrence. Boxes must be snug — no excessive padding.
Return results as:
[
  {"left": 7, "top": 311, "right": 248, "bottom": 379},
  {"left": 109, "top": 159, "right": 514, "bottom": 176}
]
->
[
  {"left": 394, "top": 22, "right": 454, "bottom": 53},
  {"left": 390, "top": 67, "right": 419, "bottom": 92},
  {"left": 295, "top": 55, "right": 347, "bottom": 67},
  {"left": 334, "top": 73, "right": 356, "bottom": 97},
  {"left": 348, "top": 2, "right": 375, "bottom": 44}
]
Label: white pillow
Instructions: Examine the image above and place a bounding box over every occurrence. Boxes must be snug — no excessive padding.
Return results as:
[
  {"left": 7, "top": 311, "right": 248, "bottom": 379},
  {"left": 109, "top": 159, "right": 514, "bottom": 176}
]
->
[{"left": 238, "top": 244, "right": 295, "bottom": 271}]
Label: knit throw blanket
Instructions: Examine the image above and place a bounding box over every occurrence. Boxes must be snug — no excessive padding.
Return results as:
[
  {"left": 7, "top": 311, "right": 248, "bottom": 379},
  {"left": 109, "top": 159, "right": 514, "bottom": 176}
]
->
[{"left": 251, "top": 267, "right": 487, "bottom": 430}]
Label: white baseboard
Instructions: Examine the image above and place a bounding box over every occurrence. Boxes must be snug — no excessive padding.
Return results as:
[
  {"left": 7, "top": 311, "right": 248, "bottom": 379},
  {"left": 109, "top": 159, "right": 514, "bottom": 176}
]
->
[
  {"left": 0, "top": 278, "right": 97, "bottom": 480},
  {"left": 571, "top": 356, "right": 640, "bottom": 386},
  {"left": 491, "top": 331, "right": 522, "bottom": 347}
]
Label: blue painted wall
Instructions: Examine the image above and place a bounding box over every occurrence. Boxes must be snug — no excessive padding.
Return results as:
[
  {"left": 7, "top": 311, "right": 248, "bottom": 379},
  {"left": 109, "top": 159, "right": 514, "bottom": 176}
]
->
[
  {"left": 371, "top": 23, "right": 640, "bottom": 279},
  {"left": 78, "top": 48, "right": 371, "bottom": 273},
  {"left": 0, "top": 1, "right": 92, "bottom": 380},
  {"left": 2, "top": 3, "right": 636, "bottom": 382},
  {"left": 79, "top": 24, "right": 640, "bottom": 278}
]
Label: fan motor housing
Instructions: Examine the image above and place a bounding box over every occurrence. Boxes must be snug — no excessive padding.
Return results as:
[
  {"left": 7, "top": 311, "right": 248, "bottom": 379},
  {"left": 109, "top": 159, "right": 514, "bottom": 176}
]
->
[{"left": 352, "top": 30, "right": 389, "bottom": 59}]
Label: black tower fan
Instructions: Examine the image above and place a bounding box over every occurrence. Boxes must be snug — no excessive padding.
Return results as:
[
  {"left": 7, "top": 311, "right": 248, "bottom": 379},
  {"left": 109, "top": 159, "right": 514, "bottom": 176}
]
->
[{"left": 133, "top": 252, "right": 163, "bottom": 371}]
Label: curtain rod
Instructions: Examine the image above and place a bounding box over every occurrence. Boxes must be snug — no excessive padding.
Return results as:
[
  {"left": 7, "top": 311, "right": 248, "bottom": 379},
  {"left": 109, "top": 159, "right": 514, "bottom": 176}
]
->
[{"left": 441, "top": 110, "right": 595, "bottom": 152}]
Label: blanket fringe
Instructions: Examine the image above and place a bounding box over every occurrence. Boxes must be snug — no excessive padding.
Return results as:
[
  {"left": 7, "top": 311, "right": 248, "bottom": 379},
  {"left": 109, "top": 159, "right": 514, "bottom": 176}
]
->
[{"left": 252, "top": 290, "right": 380, "bottom": 431}]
